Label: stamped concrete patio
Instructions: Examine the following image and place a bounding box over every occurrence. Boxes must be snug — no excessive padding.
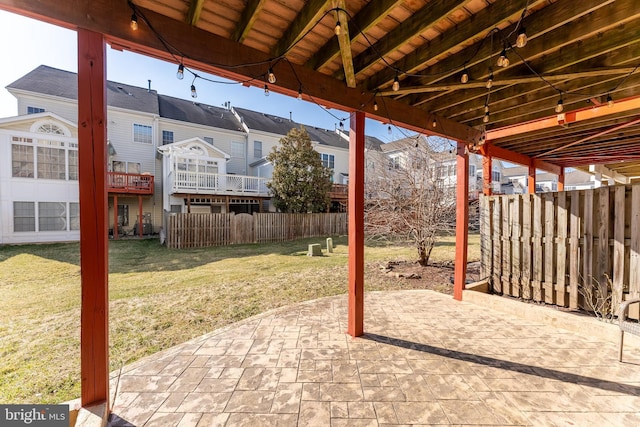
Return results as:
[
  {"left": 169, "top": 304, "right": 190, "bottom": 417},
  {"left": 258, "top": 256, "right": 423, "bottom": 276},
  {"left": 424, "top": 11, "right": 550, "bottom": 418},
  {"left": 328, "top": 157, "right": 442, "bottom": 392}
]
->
[{"left": 108, "top": 290, "right": 640, "bottom": 426}]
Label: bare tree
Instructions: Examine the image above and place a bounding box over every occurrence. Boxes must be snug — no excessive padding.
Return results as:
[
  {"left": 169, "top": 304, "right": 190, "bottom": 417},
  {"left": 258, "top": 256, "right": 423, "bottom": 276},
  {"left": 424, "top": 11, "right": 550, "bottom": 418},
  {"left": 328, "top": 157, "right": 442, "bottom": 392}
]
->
[{"left": 365, "top": 135, "right": 457, "bottom": 266}]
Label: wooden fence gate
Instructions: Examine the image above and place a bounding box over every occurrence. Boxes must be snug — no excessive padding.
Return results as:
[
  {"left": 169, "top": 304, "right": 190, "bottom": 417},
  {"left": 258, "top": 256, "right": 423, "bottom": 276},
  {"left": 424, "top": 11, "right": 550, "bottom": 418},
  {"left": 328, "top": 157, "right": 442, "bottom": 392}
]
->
[
  {"left": 166, "top": 212, "right": 347, "bottom": 249},
  {"left": 480, "top": 185, "right": 640, "bottom": 319}
]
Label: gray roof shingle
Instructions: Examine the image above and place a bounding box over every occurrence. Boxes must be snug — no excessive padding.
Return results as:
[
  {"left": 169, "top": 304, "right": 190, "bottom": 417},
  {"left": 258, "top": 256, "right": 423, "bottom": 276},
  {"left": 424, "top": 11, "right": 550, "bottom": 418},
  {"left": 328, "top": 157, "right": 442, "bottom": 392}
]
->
[
  {"left": 158, "top": 95, "right": 243, "bottom": 132},
  {"left": 7, "top": 65, "right": 159, "bottom": 114}
]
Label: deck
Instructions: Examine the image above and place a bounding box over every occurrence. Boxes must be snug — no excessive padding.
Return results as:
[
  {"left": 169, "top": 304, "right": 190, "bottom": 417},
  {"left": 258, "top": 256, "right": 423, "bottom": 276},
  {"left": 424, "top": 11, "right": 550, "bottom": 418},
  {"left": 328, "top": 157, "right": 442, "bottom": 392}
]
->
[{"left": 108, "top": 290, "right": 640, "bottom": 426}]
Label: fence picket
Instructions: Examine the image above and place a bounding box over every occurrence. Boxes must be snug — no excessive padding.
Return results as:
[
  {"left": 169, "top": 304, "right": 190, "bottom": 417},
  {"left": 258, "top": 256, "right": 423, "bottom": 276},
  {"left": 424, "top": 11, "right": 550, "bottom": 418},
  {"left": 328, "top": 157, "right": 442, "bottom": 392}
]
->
[
  {"left": 556, "top": 192, "right": 567, "bottom": 306},
  {"left": 543, "top": 192, "right": 555, "bottom": 304}
]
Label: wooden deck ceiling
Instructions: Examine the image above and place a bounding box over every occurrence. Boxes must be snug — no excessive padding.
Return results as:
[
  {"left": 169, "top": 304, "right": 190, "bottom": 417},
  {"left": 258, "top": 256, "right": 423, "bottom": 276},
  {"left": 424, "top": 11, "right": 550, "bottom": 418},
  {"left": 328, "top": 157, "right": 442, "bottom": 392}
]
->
[{"left": 4, "top": 0, "right": 640, "bottom": 175}]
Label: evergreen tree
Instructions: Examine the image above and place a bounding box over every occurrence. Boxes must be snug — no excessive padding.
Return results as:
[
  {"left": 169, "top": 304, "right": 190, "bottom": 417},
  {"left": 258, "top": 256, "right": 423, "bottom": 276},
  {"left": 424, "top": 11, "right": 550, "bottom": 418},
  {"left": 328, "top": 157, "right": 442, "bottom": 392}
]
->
[{"left": 266, "top": 126, "right": 333, "bottom": 213}]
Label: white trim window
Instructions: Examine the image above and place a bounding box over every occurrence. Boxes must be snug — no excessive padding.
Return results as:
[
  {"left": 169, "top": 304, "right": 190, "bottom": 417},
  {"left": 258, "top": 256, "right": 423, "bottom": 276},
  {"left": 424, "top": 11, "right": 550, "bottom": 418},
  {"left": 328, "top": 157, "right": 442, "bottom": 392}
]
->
[
  {"left": 133, "top": 124, "right": 153, "bottom": 144},
  {"left": 320, "top": 153, "right": 335, "bottom": 169},
  {"left": 162, "top": 130, "right": 174, "bottom": 145},
  {"left": 254, "top": 141, "right": 262, "bottom": 158},
  {"left": 39, "top": 202, "right": 67, "bottom": 231},
  {"left": 14, "top": 201, "right": 35, "bottom": 232}
]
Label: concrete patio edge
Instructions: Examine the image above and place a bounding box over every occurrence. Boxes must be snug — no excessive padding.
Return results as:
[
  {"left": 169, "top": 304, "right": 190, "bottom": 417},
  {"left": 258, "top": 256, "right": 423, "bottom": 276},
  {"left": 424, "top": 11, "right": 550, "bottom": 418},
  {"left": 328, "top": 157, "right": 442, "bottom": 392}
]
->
[{"left": 463, "top": 289, "right": 640, "bottom": 349}]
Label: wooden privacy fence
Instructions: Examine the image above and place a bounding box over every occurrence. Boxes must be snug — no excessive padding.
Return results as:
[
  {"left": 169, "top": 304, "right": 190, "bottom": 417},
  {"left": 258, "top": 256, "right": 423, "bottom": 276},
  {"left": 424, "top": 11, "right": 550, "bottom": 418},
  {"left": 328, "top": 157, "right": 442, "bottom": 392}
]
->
[
  {"left": 166, "top": 212, "right": 347, "bottom": 248},
  {"left": 480, "top": 185, "right": 640, "bottom": 319}
]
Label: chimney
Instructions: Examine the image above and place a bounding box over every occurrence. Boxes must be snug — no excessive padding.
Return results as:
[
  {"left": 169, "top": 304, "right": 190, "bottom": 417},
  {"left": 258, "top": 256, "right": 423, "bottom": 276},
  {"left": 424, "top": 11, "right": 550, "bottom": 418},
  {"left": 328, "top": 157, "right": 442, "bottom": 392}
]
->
[{"left": 147, "top": 79, "right": 151, "bottom": 92}]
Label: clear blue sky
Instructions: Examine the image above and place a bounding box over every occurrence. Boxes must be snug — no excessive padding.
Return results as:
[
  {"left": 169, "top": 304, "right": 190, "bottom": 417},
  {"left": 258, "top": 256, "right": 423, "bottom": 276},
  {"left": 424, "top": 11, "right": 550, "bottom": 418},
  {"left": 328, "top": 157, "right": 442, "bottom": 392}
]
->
[{"left": 0, "top": 9, "right": 411, "bottom": 143}]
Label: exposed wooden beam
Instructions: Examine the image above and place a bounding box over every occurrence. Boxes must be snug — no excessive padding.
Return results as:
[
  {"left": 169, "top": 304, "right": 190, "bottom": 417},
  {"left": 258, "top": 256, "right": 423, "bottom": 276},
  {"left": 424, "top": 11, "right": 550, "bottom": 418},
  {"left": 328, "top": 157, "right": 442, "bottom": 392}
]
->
[
  {"left": 379, "top": 68, "right": 636, "bottom": 97},
  {"left": 334, "top": 0, "right": 355, "bottom": 88},
  {"left": 537, "top": 117, "right": 640, "bottom": 158},
  {"left": 487, "top": 96, "right": 640, "bottom": 140},
  {"left": 306, "top": 0, "right": 403, "bottom": 71},
  {"left": 77, "top": 28, "right": 109, "bottom": 407},
  {"left": 395, "top": 0, "right": 615, "bottom": 104},
  {"left": 271, "top": 0, "right": 332, "bottom": 58},
  {"left": 479, "top": 143, "right": 562, "bottom": 175},
  {"left": 232, "top": 0, "right": 267, "bottom": 43},
  {"left": 350, "top": 0, "right": 473, "bottom": 79},
  {"left": 364, "top": 0, "right": 534, "bottom": 90},
  {"left": 186, "top": 0, "right": 205, "bottom": 26},
  {"left": 0, "top": 0, "right": 481, "bottom": 143},
  {"left": 411, "top": 0, "right": 635, "bottom": 114},
  {"left": 348, "top": 111, "right": 365, "bottom": 336}
]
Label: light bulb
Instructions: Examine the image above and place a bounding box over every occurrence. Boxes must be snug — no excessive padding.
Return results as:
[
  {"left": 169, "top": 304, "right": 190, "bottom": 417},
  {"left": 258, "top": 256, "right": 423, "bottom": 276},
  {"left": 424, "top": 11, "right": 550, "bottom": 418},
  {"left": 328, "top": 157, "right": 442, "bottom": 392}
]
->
[
  {"left": 516, "top": 28, "right": 527, "bottom": 48},
  {"left": 297, "top": 87, "right": 303, "bottom": 100},
  {"left": 432, "top": 118, "right": 437, "bottom": 128},
  {"left": 373, "top": 100, "right": 378, "bottom": 111},
  {"left": 339, "top": 121, "right": 344, "bottom": 130},
  {"left": 130, "top": 13, "right": 138, "bottom": 31},
  {"left": 483, "top": 112, "right": 489, "bottom": 123},
  {"left": 190, "top": 84, "right": 197, "bottom": 98},
  {"left": 502, "top": 55, "right": 510, "bottom": 68},
  {"left": 392, "top": 73, "right": 400, "bottom": 92},
  {"left": 461, "top": 70, "right": 469, "bottom": 84},
  {"left": 555, "top": 98, "right": 564, "bottom": 113},
  {"left": 267, "top": 67, "right": 276, "bottom": 84},
  {"left": 264, "top": 84, "right": 270, "bottom": 96},
  {"left": 387, "top": 125, "right": 392, "bottom": 135},
  {"left": 335, "top": 21, "right": 341, "bottom": 36},
  {"left": 607, "top": 94, "right": 614, "bottom": 108},
  {"left": 484, "top": 104, "right": 489, "bottom": 113},
  {"left": 486, "top": 70, "right": 493, "bottom": 89},
  {"left": 497, "top": 49, "right": 507, "bottom": 67},
  {"left": 176, "top": 63, "right": 184, "bottom": 80}
]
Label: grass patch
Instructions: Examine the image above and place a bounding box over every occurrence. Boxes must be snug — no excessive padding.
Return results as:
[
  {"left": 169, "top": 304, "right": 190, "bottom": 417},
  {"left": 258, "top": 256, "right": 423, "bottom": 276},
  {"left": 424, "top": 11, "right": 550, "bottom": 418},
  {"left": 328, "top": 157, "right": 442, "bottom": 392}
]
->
[{"left": 0, "top": 234, "right": 479, "bottom": 403}]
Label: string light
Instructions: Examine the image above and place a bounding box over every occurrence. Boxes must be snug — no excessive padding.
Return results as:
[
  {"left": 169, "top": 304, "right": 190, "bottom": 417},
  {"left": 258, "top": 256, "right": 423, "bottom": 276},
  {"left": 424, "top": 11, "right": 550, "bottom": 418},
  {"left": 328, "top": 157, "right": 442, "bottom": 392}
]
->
[
  {"left": 267, "top": 67, "right": 276, "bottom": 84},
  {"left": 176, "top": 63, "right": 184, "bottom": 80},
  {"left": 497, "top": 48, "right": 509, "bottom": 68},
  {"left": 264, "top": 84, "right": 270, "bottom": 96},
  {"left": 387, "top": 125, "right": 392, "bottom": 135},
  {"left": 190, "top": 84, "right": 197, "bottom": 98},
  {"left": 373, "top": 100, "right": 378, "bottom": 111},
  {"left": 516, "top": 28, "right": 528, "bottom": 48},
  {"left": 335, "top": 21, "right": 341, "bottom": 36},
  {"left": 297, "top": 86, "right": 303, "bottom": 100},
  {"left": 555, "top": 97, "right": 564, "bottom": 113},
  {"left": 484, "top": 104, "right": 489, "bottom": 113},
  {"left": 432, "top": 118, "right": 437, "bottom": 128},
  {"left": 486, "top": 69, "right": 493, "bottom": 89},
  {"left": 339, "top": 121, "right": 344, "bottom": 130},
  {"left": 130, "top": 12, "right": 139, "bottom": 31},
  {"left": 392, "top": 72, "right": 400, "bottom": 92},
  {"left": 483, "top": 111, "right": 490, "bottom": 123},
  {"left": 460, "top": 66, "right": 469, "bottom": 84},
  {"left": 607, "top": 94, "right": 614, "bottom": 108}
]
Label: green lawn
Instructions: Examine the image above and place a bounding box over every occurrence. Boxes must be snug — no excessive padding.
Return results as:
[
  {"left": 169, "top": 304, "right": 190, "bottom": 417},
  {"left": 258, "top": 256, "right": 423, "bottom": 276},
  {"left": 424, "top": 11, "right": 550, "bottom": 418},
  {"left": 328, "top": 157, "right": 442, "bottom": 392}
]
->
[{"left": 0, "top": 234, "right": 479, "bottom": 404}]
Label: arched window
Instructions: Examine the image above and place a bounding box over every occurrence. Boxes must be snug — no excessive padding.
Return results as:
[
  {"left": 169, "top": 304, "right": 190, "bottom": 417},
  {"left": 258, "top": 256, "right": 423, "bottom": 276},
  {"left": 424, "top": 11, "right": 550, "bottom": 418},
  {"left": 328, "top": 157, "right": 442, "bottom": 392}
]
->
[{"left": 30, "top": 120, "right": 71, "bottom": 137}]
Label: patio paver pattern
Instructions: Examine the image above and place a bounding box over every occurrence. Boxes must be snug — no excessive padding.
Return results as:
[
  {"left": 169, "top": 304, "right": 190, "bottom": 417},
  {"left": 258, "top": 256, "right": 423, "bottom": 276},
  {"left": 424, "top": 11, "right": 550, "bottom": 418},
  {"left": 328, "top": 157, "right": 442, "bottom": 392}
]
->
[{"left": 108, "top": 290, "right": 640, "bottom": 426}]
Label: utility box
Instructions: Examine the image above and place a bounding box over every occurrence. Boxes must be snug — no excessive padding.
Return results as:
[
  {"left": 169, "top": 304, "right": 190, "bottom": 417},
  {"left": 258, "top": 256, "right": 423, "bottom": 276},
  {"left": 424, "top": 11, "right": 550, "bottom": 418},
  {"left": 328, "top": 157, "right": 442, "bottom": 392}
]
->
[{"left": 307, "top": 244, "right": 322, "bottom": 256}]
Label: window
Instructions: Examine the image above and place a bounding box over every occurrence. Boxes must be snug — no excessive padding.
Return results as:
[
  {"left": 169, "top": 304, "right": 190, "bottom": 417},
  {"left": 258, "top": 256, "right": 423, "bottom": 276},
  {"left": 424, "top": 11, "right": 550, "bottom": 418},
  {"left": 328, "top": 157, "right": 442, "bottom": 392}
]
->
[
  {"left": 254, "top": 141, "right": 262, "bottom": 158},
  {"left": 231, "top": 141, "right": 245, "bottom": 157},
  {"left": 69, "top": 203, "right": 80, "bottom": 230},
  {"left": 14, "top": 202, "right": 35, "bottom": 232},
  {"left": 492, "top": 171, "right": 501, "bottom": 181},
  {"left": 117, "top": 205, "right": 129, "bottom": 227},
  {"left": 127, "top": 162, "right": 141, "bottom": 174},
  {"left": 68, "top": 150, "right": 78, "bottom": 180},
  {"left": 39, "top": 202, "right": 67, "bottom": 231},
  {"left": 320, "top": 153, "right": 335, "bottom": 169},
  {"left": 469, "top": 165, "right": 476, "bottom": 176},
  {"left": 133, "top": 124, "right": 153, "bottom": 144},
  {"left": 203, "top": 136, "right": 214, "bottom": 145},
  {"left": 37, "top": 123, "right": 65, "bottom": 134},
  {"left": 37, "top": 145, "right": 66, "bottom": 180},
  {"left": 27, "top": 106, "right": 45, "bottom": 114},
  {"left": 12, "top": 144, "right": 34, "bottom": 177},
  {"left": 112, "top": 161, "right": 126, "bottom": 172},
  {"left": 388, "top": 156, "right": 401, "bottom": 170},
  {"left": 162, "top": 130, "right": 174, "bottom": 145}
]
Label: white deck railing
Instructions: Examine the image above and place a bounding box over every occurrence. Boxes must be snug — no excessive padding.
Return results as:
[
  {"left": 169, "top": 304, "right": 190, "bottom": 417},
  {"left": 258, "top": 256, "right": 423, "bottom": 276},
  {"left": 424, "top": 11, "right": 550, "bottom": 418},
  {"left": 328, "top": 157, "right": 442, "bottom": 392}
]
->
[{"left": 172, "top": 171, "right": 270, "bottom": 196}]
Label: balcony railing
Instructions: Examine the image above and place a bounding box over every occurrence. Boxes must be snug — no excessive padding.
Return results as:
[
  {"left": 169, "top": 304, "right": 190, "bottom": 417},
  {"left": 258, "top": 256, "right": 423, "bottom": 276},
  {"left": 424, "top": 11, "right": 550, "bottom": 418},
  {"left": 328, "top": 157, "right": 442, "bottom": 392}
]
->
[
  {"left": 172, "top": 171, "right": 270, "bottom": 196},
  {"left": 107, "top": 172, "right": 154, "bottom": 195},
  {"left": 329, "top": 183, "right": 348, "bottom": 199}
]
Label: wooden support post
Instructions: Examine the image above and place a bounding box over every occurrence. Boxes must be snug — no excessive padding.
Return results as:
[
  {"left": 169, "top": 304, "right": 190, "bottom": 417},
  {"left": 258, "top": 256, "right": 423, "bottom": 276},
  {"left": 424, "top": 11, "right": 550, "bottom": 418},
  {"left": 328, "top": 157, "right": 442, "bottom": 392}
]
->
[
  {"left": 138, "top": 195, "right": 143, "bottom": 238},
  {"left": 528, "top": 162, "right": 536, "bottom": 194},
  {"left": 482, "top": 154, "right": 492, "bottom": 196},
  {"left": 78, "top": 28, "right": 109, "bottom": 407},
  {"left": 454, "top": 142, "right": 469, "bottom": 301},
  {"left": 348, "top": 111, "right": 365, "bottom": 337},
  {"left": 113, "top": 195, "right": 118, "bottom": 240},
  {"left": 558, "top": 167, "right": 565, "bottom": 192}
]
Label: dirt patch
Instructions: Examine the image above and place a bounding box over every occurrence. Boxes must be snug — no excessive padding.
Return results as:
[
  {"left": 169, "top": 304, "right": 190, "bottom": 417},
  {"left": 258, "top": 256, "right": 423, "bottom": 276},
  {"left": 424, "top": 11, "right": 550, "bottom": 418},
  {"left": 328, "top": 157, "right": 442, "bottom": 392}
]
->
[{"left": 369, "top": 260, "right": 481, "bottom": 295}]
